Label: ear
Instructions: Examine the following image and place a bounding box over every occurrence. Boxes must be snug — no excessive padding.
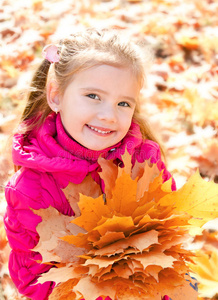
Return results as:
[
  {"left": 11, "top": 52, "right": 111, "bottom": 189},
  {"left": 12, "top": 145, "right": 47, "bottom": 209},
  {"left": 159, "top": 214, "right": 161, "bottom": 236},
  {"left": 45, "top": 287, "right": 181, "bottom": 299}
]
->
[{"left": 46, "top": 80, "right": 60, "bottom": 113}]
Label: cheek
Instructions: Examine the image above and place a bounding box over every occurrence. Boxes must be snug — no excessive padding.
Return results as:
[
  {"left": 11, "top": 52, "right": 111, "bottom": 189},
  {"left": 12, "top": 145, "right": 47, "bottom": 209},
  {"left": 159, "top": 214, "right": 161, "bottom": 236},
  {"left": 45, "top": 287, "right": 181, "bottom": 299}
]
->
[
  {"left": 121, "top": 112, "right": 134, "bottom": 132},
  {"left": 127, "top": 109, "right": 135, "bottom": 123}
]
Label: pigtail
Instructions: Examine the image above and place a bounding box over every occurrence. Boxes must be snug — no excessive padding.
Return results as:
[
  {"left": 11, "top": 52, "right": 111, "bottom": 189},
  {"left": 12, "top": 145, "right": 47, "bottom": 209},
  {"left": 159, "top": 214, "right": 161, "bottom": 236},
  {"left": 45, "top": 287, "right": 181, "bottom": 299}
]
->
[{"left": 19, "top": 59, "right": 52, "bottom": 133}]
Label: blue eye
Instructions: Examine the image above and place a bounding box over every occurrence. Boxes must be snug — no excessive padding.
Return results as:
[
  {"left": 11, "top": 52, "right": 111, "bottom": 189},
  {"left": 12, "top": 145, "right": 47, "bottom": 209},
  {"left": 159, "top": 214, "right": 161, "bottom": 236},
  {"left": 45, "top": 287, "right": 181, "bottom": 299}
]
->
[
  {"left": 87, "top": 94, "right": 100, "bottom": 100},
  {"left": 118, "top": 101, "right": 130, "bottom": 107}
]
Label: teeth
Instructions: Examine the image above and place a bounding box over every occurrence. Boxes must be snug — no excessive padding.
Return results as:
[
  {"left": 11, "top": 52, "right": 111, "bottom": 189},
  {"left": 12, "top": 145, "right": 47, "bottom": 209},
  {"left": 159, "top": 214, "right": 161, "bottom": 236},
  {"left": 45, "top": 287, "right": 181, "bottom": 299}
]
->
[{"left": 88, "top": 125, "right": 111, "bottom": 134}]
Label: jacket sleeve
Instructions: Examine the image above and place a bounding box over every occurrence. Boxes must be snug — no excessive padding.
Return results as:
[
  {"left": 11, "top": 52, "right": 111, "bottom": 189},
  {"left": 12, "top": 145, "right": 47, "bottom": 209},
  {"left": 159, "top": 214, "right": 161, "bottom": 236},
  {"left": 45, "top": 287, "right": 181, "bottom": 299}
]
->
[
  {"left": 133, "top": 139, "right": 176, "bottom": 191},
  {"left": 3, "top": 170, "right": 58, "bottom": 300}
]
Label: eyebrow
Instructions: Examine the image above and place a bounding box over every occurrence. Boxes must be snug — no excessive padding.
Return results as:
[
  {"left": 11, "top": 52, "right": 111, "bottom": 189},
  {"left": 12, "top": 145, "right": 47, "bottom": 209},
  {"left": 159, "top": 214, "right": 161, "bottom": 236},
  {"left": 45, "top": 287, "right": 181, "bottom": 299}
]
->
[{"left": 80, "top": 87, "right": 136, "bottom": 104}]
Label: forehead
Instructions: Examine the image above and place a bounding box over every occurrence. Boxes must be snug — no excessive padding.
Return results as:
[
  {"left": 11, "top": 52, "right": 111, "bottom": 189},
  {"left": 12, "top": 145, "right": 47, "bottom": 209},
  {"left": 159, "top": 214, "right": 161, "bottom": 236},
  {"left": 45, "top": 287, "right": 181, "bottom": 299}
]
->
[{"left": 69, "top": 64, "right": 141, "bottom": 92}]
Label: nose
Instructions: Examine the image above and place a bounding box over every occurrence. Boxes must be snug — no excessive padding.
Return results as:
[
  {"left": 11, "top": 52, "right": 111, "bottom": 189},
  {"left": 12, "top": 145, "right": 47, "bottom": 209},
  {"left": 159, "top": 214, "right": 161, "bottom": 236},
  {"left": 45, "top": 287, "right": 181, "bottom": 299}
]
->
[{"left": 97, "top": 103, "right": 117, "bottom": 123}]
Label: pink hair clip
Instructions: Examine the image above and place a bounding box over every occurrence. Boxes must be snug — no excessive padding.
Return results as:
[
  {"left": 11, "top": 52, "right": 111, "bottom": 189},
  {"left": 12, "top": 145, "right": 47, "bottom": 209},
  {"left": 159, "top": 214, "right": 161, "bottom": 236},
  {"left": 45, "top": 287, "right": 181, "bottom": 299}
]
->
[{"left": 42, "top": 44, "right": 60, "bottom": 63}]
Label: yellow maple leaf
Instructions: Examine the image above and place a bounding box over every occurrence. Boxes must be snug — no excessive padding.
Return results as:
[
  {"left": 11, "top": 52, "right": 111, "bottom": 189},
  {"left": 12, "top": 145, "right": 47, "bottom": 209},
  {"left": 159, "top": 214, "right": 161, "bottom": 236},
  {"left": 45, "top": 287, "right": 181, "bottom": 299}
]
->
[
  {"left": 159, "top": 170, "right": 218, "bottom": 226},
  {"left": 190, "top": 248, "right": 218, "bottom": 298}
]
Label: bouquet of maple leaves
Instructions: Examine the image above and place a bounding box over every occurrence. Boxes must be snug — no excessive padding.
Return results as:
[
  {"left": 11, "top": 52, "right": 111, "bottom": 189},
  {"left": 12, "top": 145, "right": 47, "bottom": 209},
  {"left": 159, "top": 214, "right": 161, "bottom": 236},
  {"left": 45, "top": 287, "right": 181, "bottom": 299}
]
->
[{"left": 32, "top": 152, "right": 218, "bottom": 300}]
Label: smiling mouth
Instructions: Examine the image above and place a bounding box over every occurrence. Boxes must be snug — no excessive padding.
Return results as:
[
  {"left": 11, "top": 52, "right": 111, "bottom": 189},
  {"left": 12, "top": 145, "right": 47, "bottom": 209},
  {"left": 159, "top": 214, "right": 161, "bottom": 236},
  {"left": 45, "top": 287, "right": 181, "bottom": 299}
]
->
[{"left": 86, "top": 124, "right": 113, "bottom": 135}]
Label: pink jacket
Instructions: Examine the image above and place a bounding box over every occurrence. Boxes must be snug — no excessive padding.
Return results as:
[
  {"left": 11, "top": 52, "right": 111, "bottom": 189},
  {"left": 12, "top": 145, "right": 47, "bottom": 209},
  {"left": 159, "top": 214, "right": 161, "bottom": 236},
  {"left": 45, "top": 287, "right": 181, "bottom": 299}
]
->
[{"left": 4, "top": 113, "right": 176, "bottom": 300}]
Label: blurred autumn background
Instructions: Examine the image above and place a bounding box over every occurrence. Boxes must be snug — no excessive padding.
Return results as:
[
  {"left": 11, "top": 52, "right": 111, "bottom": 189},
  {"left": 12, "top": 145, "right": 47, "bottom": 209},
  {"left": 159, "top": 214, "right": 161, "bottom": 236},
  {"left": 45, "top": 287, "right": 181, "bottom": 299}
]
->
[{"left": 0, "top": 0, "right": 218, "bottom": 299}]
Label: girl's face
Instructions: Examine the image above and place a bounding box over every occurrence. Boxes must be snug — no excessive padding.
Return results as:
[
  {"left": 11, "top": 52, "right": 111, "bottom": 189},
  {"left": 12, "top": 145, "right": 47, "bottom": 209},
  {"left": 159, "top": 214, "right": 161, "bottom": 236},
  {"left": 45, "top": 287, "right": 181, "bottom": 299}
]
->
[{"left": 57, "top": 64, "right": 140, "bottom": 151}]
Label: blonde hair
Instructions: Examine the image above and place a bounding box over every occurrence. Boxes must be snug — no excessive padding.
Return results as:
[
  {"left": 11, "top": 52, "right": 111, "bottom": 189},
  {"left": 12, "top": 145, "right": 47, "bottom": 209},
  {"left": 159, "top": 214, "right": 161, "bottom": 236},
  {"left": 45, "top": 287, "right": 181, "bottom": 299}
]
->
[{"left": 20, "top": 28, "right": 161, "bottom": 150}]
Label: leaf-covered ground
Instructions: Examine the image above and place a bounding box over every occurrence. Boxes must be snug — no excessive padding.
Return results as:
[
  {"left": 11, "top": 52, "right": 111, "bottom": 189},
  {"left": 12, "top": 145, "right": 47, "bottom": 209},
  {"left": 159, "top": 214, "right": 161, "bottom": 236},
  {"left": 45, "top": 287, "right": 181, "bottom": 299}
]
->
[{"left": 0, "top": 0, "right": 218, "bottom": 299}]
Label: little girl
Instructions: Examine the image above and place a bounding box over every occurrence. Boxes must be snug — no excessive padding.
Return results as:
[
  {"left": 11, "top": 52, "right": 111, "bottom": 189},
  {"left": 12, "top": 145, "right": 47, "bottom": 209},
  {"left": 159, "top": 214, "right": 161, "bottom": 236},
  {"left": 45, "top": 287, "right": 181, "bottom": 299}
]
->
[{"left": 4, "top": 28, "right": 176, "bottom": 300}]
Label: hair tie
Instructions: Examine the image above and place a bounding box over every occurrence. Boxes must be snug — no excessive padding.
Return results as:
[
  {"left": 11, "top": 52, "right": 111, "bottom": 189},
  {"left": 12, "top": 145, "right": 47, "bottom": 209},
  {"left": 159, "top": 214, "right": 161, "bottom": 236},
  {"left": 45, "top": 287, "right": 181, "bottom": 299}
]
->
[{"left": 42, "top": 44, "right": 60, "bottom": 63}]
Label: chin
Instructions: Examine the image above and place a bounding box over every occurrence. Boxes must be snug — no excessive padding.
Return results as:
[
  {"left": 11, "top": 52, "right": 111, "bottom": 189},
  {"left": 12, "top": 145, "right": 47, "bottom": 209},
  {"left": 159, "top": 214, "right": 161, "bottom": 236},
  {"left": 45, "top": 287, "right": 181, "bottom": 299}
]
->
[
  {"left": 88, "top": 144, "right": 111, "bottom": 151},
  {"left": 90, "top": 146, "right": 106, "bottom": 151}
]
